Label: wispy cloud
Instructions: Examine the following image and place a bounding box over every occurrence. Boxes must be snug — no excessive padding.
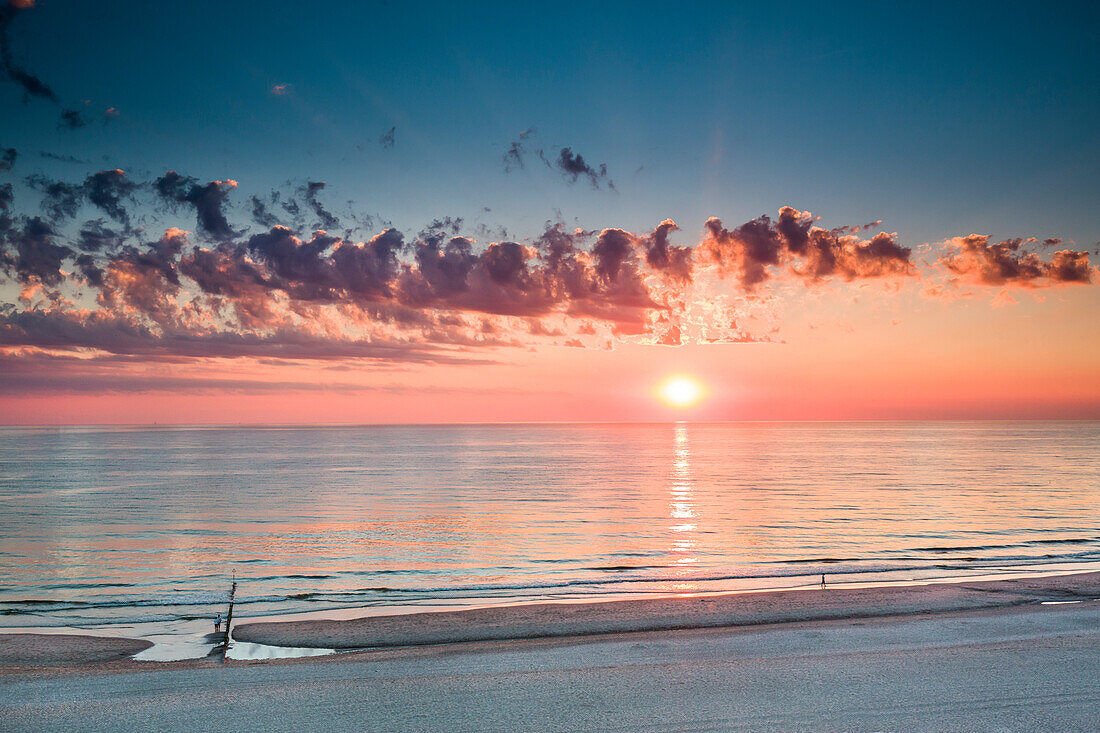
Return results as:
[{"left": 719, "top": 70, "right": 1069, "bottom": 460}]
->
[
  {"left": 379, "top": 126, "right": 395, "bottom": 149},
  {"left": 0, "top": 3, "right": 114, "bottom": 129},
  {"left": 503, "top": 129, "right": 616, "bottom": 190}
]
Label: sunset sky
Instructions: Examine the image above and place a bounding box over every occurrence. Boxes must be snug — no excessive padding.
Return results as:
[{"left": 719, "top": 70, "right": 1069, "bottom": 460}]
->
[{"left": 2, "top": 0, "right": 1098, "bottom": 423}]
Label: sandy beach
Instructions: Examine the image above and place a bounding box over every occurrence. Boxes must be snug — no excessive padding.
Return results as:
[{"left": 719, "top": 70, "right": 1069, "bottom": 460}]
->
[
  {"left": 232, "top": 571, "right": 1100, "bottom": 649},
  {"left": 2, "top": 573, "right": 1099, "bottom": 731}
]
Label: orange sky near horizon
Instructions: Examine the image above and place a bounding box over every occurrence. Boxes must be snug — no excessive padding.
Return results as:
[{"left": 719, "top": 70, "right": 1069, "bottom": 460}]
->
[{"left": 5, "top": 282, "right": 1098, "bottom": 425}]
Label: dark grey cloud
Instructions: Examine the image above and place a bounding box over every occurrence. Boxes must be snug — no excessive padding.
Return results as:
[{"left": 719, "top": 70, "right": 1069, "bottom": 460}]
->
[
  {"left": 73, "top": 252, "right": 103, "bottom": 287},
  {"left": 0, "top": 5, "right": 112, "bottom": 131},
  {"left": 250, "top": 194, "right": 282, "bottom": 228},
  {"left": 0, "top": 182, "right": 12, "bottom": 244},
  {"left": 501, "top": 131, "right": 614, "bottom": 190},
  {"left": 249, "top": 186, "right": 333, "bottom": 231},
  {"left": 26, "top": 174, "right": 82, "bottom": 221},
  {"left": 26, "top": 169, "right": 136, "bottom": 225},
  {"left": 555, "top": 147, "right": 613, "bottom": 189},
  {"left": 0, "top": 146, "right": 15, "bottom": 171},
  {"left": 482, "top": 241, "right": 527, "bottom": 285},
  {"left": 154, "top": 170, "right": 239, "bottom": 239},
  {"left": 59, "top": 108, "right": 86, "bottom": 129},
  {"left": 331, "top": 227, "right": 404, "bottom": 299},
  {"left": 84, "top": 169, "right": 135, "bottom": 224},
  {"left": 502, "top": 128, "right": 535, "bottom": 172},
  {"left": 407, "top": 234, "right": 477, "bottom": 301},
  {"left": 420, "top": 216, "right": 463, "bottom": 238},
  {"left": 244, "top": 226, "right": 343, "bottom": 300},
  {"left": 38, "top": 151, "right": 89, "bottom": 164},
  {"left": 5, "top": 215, "right": 72, "bottom": 284},
  {"left": 236, "top": 225, "right": 408, "bottom": 304},
  {"left": 179, "top": 244, "right": 268, "bottom": 298},
  {"left": 0, "top": 369, "right": 367, "bottom": 395},
  {"left": 642, "top": 219, "right": 692, "bottom": 282},
  {"left": 0, "top": 3, "right": 56, "bottom": 102},
  {"left": 0, "top": 308, "right": 491, "bottom": 364},
  {"left": 503, "top": 140, "right": 525, "bottom": 172},
  {"left": 591, "top": 228, "right": 634, "bottom": 282},
  {"left": 75, "top": 219, "right": 125, "bottom": 252},
  {"left": 279, "top": 191, "right": 300, "bottom": 219},
  {"left": 302, "top": 181, "right": 339, "bottom": 229}
]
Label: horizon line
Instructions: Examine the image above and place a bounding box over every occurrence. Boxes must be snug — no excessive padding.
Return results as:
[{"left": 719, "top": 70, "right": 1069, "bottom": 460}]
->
[{"left": 4, "top": 417, "right": 1100, "bottom": 430}]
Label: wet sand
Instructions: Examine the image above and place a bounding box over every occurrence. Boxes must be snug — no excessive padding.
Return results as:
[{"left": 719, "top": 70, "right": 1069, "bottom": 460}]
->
[
  {"left": 233, "top": 571, "right": 1100, "bottom": 649},
  {"left": 0, "top": 634, "right": 151, "bottom": 667}
]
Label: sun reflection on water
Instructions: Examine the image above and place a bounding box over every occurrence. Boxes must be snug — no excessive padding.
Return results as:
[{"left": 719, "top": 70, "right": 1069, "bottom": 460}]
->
[{"left": 669, "top": 423, "right": 700, "bottom": 591}]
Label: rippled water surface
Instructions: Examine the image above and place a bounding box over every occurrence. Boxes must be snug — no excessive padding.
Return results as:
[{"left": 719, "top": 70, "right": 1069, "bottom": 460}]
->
[{"left": 1, "top": 422, "right": 1097, "bottom": 628}]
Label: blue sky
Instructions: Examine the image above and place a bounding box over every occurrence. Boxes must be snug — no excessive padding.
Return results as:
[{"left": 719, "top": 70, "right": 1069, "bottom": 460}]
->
[{"left": 5, "top": 0, "right": 1098, "bottom": 247}]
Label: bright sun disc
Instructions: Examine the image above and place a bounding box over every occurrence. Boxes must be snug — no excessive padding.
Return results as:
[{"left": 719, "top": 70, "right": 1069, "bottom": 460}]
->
[{"left": 658, "top": 376, "right": 703, "bottom": 408}]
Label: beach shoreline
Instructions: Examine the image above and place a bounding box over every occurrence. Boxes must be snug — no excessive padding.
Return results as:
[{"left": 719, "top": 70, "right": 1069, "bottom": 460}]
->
[{"left": 3, "top": 570, "right": 1097, "bottom": 676}]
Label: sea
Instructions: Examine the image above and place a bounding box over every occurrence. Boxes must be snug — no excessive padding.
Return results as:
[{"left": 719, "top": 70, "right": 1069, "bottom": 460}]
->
[{"left": 1, "top": 422, "right": 1098, "bottom": 659}]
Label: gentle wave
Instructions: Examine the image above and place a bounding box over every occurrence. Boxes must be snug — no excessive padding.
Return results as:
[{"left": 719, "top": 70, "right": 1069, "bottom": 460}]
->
[
  {"left": 5, "top": 551, "right": 1099, "bottom": 621},
  {"left": 911, "top": 537, "right": 1099, "bottom": 553}
]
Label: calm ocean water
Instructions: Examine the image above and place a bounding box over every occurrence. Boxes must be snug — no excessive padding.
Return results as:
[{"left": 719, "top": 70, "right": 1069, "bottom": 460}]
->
[{"left": 1, "top": 422, "right": 1098, "bottom": 632}]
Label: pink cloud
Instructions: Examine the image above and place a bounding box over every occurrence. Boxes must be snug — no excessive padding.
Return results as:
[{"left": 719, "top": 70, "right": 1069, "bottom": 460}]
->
[{"left": 938, "top": 234, "right": 1095, "bottom": 287}]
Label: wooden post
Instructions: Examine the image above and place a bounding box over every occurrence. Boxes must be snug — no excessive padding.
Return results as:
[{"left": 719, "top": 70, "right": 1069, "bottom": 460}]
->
[{"left": 221, "top": 581, "right": 237, "bottom": 661}]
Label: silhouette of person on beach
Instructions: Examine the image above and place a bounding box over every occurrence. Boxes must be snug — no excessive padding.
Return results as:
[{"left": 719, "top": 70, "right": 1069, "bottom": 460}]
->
[
  {"left": 215, "top": 614, "right": 222, "bottom": 634},
  {"left": 820, "top": 574, "right": 826, "bottom": 589}
]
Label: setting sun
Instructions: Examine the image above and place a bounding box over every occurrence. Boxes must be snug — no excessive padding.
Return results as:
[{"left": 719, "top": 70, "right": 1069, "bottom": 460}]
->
[{"left": 658, "top": 375, "right": 704, "bottom": 408}]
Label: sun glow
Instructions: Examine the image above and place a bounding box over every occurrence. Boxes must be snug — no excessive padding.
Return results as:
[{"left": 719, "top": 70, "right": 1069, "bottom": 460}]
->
[{"left": 658, "top": 375, "right": 704, "bottom": 408}]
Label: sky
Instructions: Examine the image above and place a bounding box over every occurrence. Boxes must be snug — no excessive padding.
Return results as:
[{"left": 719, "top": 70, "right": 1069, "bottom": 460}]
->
[{"left": 1, "top": 0, "right": 1098, "bottom": 423}]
